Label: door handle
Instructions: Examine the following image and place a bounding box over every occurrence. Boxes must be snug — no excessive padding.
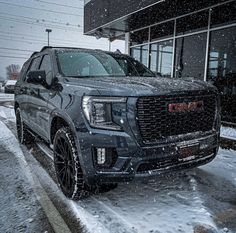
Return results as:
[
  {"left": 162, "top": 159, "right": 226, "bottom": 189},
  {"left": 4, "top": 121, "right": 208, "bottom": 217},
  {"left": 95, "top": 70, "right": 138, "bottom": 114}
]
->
[
  {"left": 25, "top": 87, "right": 35, "bottom": 96},
  {"left": 20, "top": 87, "right": 27, "bottom": 94}
]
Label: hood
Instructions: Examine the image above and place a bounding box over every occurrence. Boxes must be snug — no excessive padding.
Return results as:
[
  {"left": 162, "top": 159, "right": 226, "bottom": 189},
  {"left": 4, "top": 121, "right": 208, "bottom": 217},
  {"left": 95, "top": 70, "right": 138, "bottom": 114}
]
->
[{"left": 63, "top": 76, "right": 216, "bottom": 96}]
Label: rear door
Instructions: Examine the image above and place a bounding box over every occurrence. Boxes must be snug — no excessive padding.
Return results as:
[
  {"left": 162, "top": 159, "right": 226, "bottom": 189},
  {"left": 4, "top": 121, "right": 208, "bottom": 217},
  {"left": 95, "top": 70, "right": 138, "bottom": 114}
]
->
[
  {"left": 19, "top": 57, "right": 41, "bottom": 124},
  {"left": 27, "top": 54, "right": 53, "bottom": 140}
]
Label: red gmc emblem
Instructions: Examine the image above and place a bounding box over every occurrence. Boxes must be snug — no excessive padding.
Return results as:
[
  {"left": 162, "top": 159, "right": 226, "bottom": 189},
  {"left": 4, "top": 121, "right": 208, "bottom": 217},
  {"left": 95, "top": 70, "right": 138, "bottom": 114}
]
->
[{"left": 168, "top": 101, "right": 204, "bottom": 113}]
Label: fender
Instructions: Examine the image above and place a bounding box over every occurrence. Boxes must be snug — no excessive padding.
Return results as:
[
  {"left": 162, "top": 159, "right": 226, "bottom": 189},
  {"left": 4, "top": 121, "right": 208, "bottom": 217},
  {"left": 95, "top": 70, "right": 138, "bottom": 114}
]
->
[{"left": 49, "top": 109, "right": 89, "bottom": 182}]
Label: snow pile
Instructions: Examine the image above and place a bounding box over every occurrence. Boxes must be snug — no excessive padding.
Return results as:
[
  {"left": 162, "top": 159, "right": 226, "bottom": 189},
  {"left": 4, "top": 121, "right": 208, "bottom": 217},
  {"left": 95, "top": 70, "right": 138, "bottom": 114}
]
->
[
  {"left": 204, "top": 148, "right": 236, "bottom": 187},
  {"left": 0, "top": 106, "right": 15, "bottom": 121},
  {"left": 0, "top": 93, "right": 14, "bottom": 102},
  {"left": 221, "top": 126, "right": 236, "bottom": 141},
  {"left": 69, "top": 200, "right": 110, "bottom": 233},
  {"left": 0, "top": 121, "right": 27, "bottom": 165}
]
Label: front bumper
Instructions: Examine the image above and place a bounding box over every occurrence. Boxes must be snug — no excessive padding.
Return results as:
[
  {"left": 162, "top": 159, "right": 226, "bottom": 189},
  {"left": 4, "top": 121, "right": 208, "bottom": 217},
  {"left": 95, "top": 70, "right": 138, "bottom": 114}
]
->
[{"left": 76, "top": 128, "right": 219, "bottom": 185}]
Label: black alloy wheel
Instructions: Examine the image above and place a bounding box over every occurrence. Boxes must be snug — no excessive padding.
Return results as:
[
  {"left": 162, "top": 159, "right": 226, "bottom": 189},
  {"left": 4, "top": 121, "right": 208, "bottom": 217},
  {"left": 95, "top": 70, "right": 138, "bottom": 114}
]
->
[{"left": 53, "top": 127, "right": 89, "bottom": 200}]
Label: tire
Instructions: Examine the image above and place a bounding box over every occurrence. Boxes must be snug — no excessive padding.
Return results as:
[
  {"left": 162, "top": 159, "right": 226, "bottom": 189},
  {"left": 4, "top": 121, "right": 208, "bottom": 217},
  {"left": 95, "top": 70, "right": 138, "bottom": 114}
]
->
[
  {"left": 16, "top": 108, "right": 34, "bottom": 145},
  {"left": 53, "top": 127, "right": 90, "bottom": 200}
]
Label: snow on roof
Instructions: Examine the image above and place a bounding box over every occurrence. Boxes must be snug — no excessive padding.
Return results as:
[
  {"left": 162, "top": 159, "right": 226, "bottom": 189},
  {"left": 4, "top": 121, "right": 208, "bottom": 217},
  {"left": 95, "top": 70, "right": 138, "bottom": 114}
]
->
[{"left": 5, "top": 80, "right": 17, "bottom": 85}]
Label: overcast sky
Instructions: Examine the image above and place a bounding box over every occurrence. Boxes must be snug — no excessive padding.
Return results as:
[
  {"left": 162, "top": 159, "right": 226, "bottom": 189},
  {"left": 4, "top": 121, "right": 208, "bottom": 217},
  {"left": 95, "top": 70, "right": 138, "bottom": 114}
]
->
[{"left": 0, "top": 0, "right": 125, "bottom": 79}]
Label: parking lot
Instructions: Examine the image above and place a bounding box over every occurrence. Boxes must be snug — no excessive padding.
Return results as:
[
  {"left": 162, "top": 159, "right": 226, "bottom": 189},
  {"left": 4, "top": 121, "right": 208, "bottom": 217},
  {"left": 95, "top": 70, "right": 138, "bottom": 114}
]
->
[{"left": 0, "top": 93, "right": 236, "bottom": 233}]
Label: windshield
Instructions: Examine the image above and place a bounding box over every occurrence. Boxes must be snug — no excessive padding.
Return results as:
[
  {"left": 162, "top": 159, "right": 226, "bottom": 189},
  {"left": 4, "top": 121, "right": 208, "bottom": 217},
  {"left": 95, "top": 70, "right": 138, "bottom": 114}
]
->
[{"left": 57, "top": 51, "right": 155, "bottom": 78}]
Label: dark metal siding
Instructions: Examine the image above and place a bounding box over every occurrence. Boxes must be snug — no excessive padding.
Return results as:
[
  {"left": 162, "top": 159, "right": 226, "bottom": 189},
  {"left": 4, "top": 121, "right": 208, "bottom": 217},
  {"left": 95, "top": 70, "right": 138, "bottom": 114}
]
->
[
  {"left": 84, "top": 0, "right": 229, "bottom": 35},
  {"left": 84, "top": 0, "right": 159, "bottom": 33}
]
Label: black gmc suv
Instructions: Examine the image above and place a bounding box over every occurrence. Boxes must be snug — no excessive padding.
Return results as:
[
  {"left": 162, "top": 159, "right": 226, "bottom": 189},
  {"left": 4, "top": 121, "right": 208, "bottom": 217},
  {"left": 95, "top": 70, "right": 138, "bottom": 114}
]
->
[{"left": 15, "top": 47, "right": 220, "bottom": 199}]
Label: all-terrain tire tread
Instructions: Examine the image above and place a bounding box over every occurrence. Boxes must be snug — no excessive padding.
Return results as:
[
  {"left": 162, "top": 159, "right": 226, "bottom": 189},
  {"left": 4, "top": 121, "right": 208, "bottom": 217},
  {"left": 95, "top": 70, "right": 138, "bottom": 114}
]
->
[{"left": 54, "top": 127, "right": 90, "bottom": 200}]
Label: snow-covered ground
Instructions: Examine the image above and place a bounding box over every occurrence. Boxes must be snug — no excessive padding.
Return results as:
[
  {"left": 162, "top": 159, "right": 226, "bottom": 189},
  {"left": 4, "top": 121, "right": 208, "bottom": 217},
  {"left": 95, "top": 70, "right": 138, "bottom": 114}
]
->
[
  {"left": 0, "top": 105, "right": 15, "bottom": 120},
  {"left": 0, "top": 92, "right": 14, "bottom": 102},
  {"left": 221, "top": 126, "right": 236, "bottom": 141},
  {"left": 0, "top": 97, "right": 236, "bottom": 233}
]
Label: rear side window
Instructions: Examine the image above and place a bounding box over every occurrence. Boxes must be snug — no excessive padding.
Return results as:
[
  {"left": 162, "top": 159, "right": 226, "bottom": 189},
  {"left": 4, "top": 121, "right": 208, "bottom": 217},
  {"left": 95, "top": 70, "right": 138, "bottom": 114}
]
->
[
  {"left": 24, "top": 56, "right": 41, "bottom": 82},
  {"left": 20, "top": 61, "right": 30, "bottom": 81},
  {"left": 29, "top": 57, "right": 41, "bottom": 71}
]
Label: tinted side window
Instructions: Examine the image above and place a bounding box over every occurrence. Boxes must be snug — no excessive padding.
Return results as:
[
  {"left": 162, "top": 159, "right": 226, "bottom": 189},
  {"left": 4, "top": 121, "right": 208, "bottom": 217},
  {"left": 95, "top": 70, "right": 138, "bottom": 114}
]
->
[
  {"left": 29, "top": 57, "right": 41, "bottom": 71},
  {"left": 39, "top": 55, "right": 53, "bottom": 84},
  {"left": 20, "top": 61, "right": 30, "bottom": 81},
  {"left": 24, "top": 57, "right": 41, "bottom": 81}
]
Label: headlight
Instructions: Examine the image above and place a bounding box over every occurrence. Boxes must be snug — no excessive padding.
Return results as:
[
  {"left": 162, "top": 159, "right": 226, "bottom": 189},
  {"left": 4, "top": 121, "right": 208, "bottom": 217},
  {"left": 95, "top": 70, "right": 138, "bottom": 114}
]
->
[{"left": 82, "top": 96, "right": 127, "bottom": 130}]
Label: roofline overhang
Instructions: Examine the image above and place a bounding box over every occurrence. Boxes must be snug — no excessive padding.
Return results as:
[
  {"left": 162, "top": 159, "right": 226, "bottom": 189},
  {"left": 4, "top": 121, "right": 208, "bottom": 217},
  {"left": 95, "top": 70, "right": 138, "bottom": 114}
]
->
[{"left": 84, "top": 0, "right": 165, "bottom": 38}]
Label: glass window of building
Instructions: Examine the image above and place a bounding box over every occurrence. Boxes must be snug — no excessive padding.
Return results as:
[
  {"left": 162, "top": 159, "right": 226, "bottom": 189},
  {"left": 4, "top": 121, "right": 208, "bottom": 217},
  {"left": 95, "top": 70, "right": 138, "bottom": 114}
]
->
[
  {"left": 130, "top": 28, "right": 149, "bottom": 46},
  {"left": 131, "top": 45, "right": 149, "bottom": 67},
  {"left": 176, "top": 10, "right": 209, "bottom": 36},
  {"left": 174, "top": 33, "right": 207, "bottom": 80},
  {"left": 131, "top": 46, "right": 141, "bottom": 62},
  {"left": 208, "top": 26, "right": 236, "bottom": 123},
  {"left": 149, "top": 40, "right": 173, "bottom": 77},
  {"left": 211, "top": 1, "right": 236, "bottom": 28},
  {"left": 150, "top": 21, "right": 174, "bottom": 41}
]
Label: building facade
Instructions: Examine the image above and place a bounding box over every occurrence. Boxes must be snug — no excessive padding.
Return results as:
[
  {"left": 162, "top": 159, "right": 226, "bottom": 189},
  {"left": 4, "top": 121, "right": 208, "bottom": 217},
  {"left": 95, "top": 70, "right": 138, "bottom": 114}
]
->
[{"left": 84, "top": 0, "right": 236, "bottom": 125}]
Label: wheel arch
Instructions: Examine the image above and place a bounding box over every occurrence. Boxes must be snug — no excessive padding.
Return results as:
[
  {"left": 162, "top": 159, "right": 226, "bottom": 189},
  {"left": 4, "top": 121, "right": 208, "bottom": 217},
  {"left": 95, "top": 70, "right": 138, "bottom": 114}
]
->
[
  {"left": 49, "top": 111, "right": 88, "bottom": 183},
  {"left": 14, "top": 101, "right": 20, "bottom": 113},
  {"left": 49, "top": 112, "right": 77, "bottom": 145}
]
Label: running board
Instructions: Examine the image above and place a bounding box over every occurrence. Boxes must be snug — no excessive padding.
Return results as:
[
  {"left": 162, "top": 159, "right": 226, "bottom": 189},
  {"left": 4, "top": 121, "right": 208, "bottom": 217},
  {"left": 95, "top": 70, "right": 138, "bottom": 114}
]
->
[{"left": 36, "top": 142, "right": 54, "bottom": 161}]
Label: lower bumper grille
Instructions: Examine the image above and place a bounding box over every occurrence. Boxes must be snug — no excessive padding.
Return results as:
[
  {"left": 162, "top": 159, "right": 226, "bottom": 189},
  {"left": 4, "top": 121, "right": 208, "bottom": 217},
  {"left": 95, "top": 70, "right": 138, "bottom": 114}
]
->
[
  {"left": 137, "top": 149, "right": 215, "bottom": 173},
  {"left": 137, "top": 92, "right": 217, "bottom": 144}
]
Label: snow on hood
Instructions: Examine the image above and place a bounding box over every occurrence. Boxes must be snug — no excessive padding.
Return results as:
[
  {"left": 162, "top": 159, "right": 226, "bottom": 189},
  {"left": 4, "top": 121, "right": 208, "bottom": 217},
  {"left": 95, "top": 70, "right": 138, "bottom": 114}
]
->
[{"left": 64, "top": 76, "right": 216, "bottom": 96}]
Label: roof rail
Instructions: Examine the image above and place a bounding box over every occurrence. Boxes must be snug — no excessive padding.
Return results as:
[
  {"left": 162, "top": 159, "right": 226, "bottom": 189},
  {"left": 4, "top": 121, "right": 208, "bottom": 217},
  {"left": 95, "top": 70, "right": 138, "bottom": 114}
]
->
[
  {"left": 40, "top": 46, "right": 53, "bottom": 52},
  {"left": 30, "top": 52, "right": 39, "bottom": 58}
]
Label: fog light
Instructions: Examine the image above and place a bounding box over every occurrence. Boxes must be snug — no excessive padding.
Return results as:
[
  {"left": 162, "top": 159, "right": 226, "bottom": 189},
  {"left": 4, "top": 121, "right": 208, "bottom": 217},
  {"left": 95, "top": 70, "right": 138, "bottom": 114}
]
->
[
  {"left": 94, "top": 147, "right": 118, "bottom": 169},
  {"left": 97, "top": 148, "right": 106, "bottom": 165}
]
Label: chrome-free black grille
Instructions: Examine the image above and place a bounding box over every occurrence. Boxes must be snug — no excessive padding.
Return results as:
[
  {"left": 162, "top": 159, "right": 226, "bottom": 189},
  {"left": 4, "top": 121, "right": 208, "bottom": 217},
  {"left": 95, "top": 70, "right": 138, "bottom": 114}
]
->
[{"left": 137, "top": 92, "right": 216, "bottom": 144}]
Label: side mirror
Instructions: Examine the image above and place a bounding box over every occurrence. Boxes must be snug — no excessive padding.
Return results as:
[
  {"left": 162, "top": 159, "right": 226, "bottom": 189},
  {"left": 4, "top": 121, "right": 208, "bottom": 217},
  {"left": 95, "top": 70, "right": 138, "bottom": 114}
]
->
[{"left": 27, "top": 71, "right": 47, "bottom": 86}]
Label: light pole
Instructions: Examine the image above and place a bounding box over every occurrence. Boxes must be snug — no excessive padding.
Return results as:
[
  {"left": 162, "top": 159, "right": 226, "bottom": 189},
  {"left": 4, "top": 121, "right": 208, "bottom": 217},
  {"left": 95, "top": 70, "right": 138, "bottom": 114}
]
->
[{"left": 45, "top": 29, "right": 52, "bottom": 46}]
